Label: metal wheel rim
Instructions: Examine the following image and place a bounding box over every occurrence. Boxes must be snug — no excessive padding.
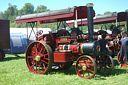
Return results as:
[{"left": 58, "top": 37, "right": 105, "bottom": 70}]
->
[
  {"left": 0, "top": 53, "right": 2, "bottom": 60},
  {"left": 97, "top": 56, "right": 114, "bottom": 75},
  {"left": 26, "top": 41, "right": 53, "bottom": 74},
  {"left": 75, "top": 55, "right": 97, "bottom": 79}
]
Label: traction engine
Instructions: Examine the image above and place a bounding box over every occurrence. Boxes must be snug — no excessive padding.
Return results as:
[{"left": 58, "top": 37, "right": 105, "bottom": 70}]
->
[{"left": 21, "top": 3, "right": 114, "bottom": 79}]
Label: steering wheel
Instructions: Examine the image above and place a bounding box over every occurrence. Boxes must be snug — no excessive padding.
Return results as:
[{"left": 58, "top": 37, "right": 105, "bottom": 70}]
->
[
  {"left": 57, "top": 29, "right": 70, "bottom": 37},
  {"left": 36, "top": 30, "right": 43, "bottom": 36}
]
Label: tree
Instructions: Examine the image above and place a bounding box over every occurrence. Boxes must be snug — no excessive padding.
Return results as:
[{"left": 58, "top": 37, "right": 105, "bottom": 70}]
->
[
  {"left": 35, "top": 5, "right": 50, "bottom": 13},
  {"left": 19, "top": 3, "right": 34, "bottom": 15},
  {"left": 104, "top": 11, "right": 112, "bottom": 15},
  {"left": 3, "top": 4, "right": 18, "bottom": 20},
  {"left": 0, "top": 12, "right": 4, "bottom": 19}
]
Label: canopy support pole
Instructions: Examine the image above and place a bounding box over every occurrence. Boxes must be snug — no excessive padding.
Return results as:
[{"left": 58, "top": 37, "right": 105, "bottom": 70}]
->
[
  {"left": 80, "top": 7, "right": 83, "bottom": 30},
  {"left": 26, "top": 22, "right": 37, "bottom": 44}
]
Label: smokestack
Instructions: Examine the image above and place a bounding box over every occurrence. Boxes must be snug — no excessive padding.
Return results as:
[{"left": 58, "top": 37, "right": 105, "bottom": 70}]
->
[
  {"left": 125, "top": 9, "right": 128, "bottom": 35},
  {"left": 86, "top": 3, "right": 94, "bottom": 42}
]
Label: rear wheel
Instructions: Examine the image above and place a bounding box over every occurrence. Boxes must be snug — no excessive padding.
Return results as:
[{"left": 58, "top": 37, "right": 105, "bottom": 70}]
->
[
  {"left": 26, "top": 41, "right": 53, "bottom": 74},
  {"left": 0, "top": 50, "right": 5, "bottom": 61},
  {"left": 96, "top": 55, "right": 114, "bottom": 75},
  {"left": 75, "top": 55, "right": 97, "bottom": 79}
]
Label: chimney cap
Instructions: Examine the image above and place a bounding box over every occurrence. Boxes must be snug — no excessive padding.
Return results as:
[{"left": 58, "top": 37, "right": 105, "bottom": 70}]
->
[
  {"left": 125, "top": 9, "right": 128, "bottom": 12},
  {"left": 86, "top": 3, "right": 94, "bottom": 7}
]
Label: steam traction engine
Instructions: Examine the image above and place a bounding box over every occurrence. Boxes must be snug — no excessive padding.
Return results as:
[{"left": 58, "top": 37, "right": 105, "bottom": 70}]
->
[{"left": 16, "top": 3, "right": 114, "bottom": 79}]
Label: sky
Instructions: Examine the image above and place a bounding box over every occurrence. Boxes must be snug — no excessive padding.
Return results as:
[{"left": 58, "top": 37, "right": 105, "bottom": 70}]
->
[{"left": 0, "top": 0, "right": 128, "bottom": 14}]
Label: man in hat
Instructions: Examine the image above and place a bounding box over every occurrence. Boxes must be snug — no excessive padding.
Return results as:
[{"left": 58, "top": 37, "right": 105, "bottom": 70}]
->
[{"left": 119, "top": 31, "right": 128, "bottom": 67}]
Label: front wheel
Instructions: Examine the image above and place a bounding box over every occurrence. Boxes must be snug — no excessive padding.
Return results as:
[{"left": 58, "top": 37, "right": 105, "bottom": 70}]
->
[{"left": 75, "top": 55, "right": 97, "bottom": 79}]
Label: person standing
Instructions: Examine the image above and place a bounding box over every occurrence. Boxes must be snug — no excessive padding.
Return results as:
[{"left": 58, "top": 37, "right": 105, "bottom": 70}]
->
[
  {"left": 119, "top": 31, "right": 128, "bottom": 67},
  {"left": 99, "top": 33, "right": 111, "bottom": 55}
]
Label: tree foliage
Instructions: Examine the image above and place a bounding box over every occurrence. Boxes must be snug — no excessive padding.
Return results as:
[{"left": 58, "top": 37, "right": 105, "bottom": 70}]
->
[
  {"left": 19, "top": 3, "right": 34, "bottom": 15},
  {"left": 35, "top": 5, "right": 50, "bottom": 13},
  {"left": 104, "top": 11, "right": 112, "bottom": 15}
]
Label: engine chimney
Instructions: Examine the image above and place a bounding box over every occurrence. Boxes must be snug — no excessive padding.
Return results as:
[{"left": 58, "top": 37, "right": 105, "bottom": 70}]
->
[{"left": 86, "top": 3, "right": 94, "bottom": 42}]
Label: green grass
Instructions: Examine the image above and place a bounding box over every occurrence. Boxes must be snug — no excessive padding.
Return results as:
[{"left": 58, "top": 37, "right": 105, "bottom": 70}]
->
[{"left": 1, "top": 54, "right": 128, "bottom": 85}]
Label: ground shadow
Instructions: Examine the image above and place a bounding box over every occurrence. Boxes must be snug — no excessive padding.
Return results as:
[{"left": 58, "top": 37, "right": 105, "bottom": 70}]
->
[
  {"left": 50, "top": 64, "right": 76, "bottom": 75},
  {"left": 49, "top": 59, "right": 128, "bottom": 80},
  {"left": 1, "top": 54, "right": 25, "bottom": 62}
]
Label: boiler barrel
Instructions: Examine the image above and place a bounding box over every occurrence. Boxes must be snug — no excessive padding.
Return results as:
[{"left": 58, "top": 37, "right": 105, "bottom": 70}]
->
[{"left": 81, "top": 41, "right": 100, "bottom": 56}]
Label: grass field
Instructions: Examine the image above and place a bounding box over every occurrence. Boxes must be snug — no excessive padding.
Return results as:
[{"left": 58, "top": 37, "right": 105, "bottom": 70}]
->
[{"left": 1, "top": 54, "right": 128, "bottom": 85}]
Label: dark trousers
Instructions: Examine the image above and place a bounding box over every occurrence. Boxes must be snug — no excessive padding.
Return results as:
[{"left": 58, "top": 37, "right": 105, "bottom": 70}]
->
[{"left": 119, "top": 47, "right": 128, "bottom": 64}]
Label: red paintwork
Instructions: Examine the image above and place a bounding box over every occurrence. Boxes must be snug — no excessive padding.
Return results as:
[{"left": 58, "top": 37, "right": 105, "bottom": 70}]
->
[
  {"left": 26, "top": 42, "right": 52, "bottom": 74},
  {"left": 53, "top": 51, "right": 76, "bottom": 62},
  {"left": 58, "top": 44, "right": 79, "bottom": 53},
  {"left": 57, "top": 36, "right": 71, "bottom": 44},
  {"left": 75, "top": 56, "right": 96, "bottom": 79},
  {"left": 67, "top": 16, "right": 117, "bottom": 26},
  {"left": 0, "top": 53, "right": 2, "bottom": 60}
]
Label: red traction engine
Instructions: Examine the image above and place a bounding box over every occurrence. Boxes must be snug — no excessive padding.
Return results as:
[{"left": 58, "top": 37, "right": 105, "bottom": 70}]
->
[
  {"left": 26, "top": 31, "right": 101, "bottom": 79},
  {"left": 24, "top": 4, "right": 114, "bottom": 79}
]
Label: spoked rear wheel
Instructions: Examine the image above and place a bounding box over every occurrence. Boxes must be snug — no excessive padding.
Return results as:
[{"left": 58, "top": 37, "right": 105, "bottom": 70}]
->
[
  {"left": 26, "top": 41, "right": 53, "bottom": 74},
  {"left": 75, "top": 55, "right": 97, "bottom": 79},
  {"left": 0, "top": 50, "right": 5, "bottom": 61},
  {"left": 97, "top": 55, "right": 114, "bottom": 75}
]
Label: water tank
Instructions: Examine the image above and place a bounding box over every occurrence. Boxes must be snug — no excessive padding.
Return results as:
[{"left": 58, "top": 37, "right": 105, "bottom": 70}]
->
[{"left": 10, "top": 33, "right": 27, "bottom": 54}]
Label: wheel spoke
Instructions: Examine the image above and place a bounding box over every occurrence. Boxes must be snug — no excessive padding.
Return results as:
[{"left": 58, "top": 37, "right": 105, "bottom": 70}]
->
[
  {"left": 38, "top": 64, "right": 41, "bottom": 72},
  {"left": 78, "top": 69, "right": 83, "bottom": 72},
  {"left": 28, "top": 56, "right": 35, "bottom": 59},
  {"left": 36, "top": 61, "right": 38, "bottom": 71},
  {"left": 78, "top": 63, "right": 83, "bottom": 67},
  {"left": 31, "top": 60, "right": 34, "bottom": 63},
  {"left": 32, "top": 51, "right": 36, "bottom": 56},
  {"left": 105, "top": 66, "right": 111, "bottom": 70},
  {"left": 87, "top": 68, "right": 94, "bottom": 73},
  {"left": 41, "top": 60, "right": 48, "bottom": 64},
  {"left": 40, "top": 63, "right": 44, "bottom": 70},
  {"left": 42, "top": 48, "right": 46, "bottom": 54},
  {"left": 30, "top": 62, "right": 36, "bottom": 69},
  {"left": 35, "top": 46, "right": 38, "bottom": 55},
  {"left": 87, "top": 62, "right": 94, "bottom": 68},
  {"left": 43, "top": 58, "right": 49, "bottom": 60},
  {"left": 43, "top": 63, "right": 46, "bottom": 70},
  {"left": 32, "top": 47, "right": 38, "bottom": 55},
  {"left": 40, "top": 54, "right": 48, "bottom": 57},
  {"left": 89, "top": 63, "right": 94, "bottom": 67},
  {"left": 83, "top": 70, "right": 85, "bottom": 77},
  {"left": 39, "top": 48, "right": 43, "bottom": 53},
  {"left": 88, "top": 71, "right": 90, "bottom": 76}
]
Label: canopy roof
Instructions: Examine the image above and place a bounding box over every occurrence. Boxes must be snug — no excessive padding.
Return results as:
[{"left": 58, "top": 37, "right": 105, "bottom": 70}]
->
[
  {"left": 66, "top": 12, "right": 117, "bottom": 26},
  {"left": 16, "top": 6, "right": 95, "bottom": 24}
]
